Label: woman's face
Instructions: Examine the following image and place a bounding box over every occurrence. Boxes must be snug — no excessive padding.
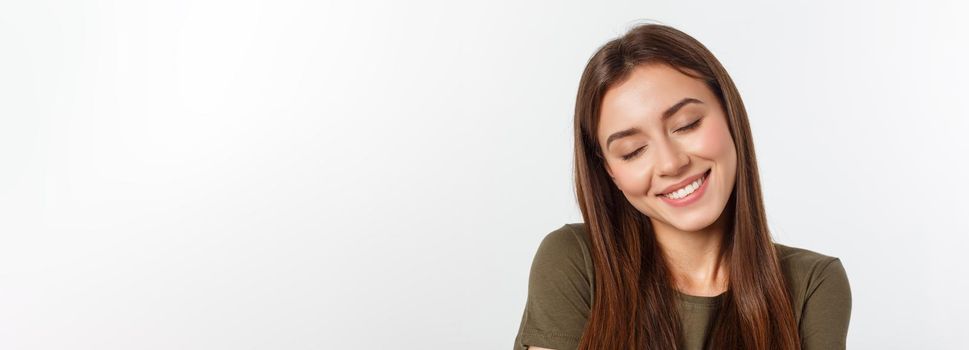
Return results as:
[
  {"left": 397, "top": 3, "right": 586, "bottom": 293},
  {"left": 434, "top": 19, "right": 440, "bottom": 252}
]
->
[{"left": 597, "top": 63, "right": 737, "bottom": 233}]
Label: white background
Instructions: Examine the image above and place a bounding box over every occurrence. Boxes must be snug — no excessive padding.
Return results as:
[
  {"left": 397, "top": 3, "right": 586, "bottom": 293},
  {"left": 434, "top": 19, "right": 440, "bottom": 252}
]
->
[{"left": 1, "top": 0, "right": 967, "bottom": 349}]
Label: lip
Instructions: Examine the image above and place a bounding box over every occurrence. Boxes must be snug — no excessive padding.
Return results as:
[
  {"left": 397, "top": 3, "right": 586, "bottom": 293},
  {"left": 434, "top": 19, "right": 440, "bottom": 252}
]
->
[
  {"left": 658, "top": 168, "right": 711, "bottom": 207},
  {"left": 656, "top": 169, "right": 711, "bottom": 196}
]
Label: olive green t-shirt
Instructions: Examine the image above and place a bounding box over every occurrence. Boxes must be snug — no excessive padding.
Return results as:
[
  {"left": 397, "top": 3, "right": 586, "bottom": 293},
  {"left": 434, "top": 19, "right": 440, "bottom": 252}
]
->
[{"left": 513, "top": 223, "right": 852, "bottom": 350}]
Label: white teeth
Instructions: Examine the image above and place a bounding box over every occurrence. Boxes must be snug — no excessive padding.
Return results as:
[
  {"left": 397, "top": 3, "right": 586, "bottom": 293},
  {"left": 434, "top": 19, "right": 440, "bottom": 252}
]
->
[{"left": 664, "top": 174, "right": 705, "bottom": 200}]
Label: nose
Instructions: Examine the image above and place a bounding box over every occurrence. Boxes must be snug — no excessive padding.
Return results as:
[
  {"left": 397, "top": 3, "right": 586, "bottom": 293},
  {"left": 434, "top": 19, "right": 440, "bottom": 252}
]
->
[{"left": 654, "top": 138, "right": 690, "bottom": 177}]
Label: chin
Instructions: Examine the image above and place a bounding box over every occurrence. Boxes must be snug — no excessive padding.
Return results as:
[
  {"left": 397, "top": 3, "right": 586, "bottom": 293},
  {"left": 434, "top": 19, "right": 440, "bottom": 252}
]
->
[
  {"left": 656, "top": 204, "right": 723, "bottom": 232},
  {"left": 670, "top": 216, "right": 716, "bottom": 232}
]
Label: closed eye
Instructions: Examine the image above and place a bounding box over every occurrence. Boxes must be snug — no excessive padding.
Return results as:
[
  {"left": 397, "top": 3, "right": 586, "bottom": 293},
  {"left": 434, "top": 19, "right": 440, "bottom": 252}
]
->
[
  {"left": 620, "top": 117, "right": 703, "bottom": 161},
  {"left": 621, "top": 146, "right": 644, "bottom": 161},
  {"left": 676, "top": 118, "right": 702, "bottom": 133}
]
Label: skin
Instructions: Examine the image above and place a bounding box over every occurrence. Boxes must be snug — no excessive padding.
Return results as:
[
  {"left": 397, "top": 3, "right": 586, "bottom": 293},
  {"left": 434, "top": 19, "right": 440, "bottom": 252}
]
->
[
  {"left": 526, "top": 63, "right": 739, "bottom": 350},
  {"left": 598, "top": 62, "right": 738, "bottom": 298}
]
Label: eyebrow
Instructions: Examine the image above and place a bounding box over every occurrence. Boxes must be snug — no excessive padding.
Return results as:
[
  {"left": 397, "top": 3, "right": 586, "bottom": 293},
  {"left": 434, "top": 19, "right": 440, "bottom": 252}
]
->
[{"left": 604, "top": 97, "right": 703, "bottom": 151}]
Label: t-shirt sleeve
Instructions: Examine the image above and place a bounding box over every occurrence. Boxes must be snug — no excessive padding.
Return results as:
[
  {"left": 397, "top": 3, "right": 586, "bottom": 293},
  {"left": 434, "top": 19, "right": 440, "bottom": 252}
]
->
[
  {"left": 799, "top": 257, "right": 852, "bottom": 350},
  {"left": 512, "top": 224, "right": 592, "bottom": 350}
]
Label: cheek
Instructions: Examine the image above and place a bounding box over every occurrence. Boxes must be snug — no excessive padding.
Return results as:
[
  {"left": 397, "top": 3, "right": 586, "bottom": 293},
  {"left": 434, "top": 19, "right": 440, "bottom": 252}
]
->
[
  {"left": 612, "top": 165, "right": 652, "bottom": 195},
  {"left": 689, "top": 119, "right": 735, "bottom": 161}
]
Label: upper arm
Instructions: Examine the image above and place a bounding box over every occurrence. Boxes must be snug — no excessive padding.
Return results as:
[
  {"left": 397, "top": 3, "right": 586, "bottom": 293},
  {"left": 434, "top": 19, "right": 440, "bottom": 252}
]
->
[
  {"left": 512, "top": 225, "right": 592, "bottom": 350},
  {"left": 799, "top": 258, "right": 852, "bottom": 349}
]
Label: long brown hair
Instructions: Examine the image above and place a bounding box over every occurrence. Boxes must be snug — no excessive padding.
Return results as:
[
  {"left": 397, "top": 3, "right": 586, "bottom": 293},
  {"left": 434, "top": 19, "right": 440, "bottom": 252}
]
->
[{"left": 572, "top": 23, "right": 799, "bottom": 349}]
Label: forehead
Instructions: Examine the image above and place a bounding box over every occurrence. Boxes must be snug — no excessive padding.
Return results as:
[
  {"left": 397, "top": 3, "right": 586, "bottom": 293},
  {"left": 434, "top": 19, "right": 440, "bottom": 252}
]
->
[{"left": 598, "top": 63, "right": 710, "bottom": 135}]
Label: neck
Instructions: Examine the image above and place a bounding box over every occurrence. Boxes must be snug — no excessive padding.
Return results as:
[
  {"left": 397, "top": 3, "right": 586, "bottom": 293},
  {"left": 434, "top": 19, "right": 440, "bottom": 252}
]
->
[{"left": 650, "top": 210, "right": 732, "bottom": 296}]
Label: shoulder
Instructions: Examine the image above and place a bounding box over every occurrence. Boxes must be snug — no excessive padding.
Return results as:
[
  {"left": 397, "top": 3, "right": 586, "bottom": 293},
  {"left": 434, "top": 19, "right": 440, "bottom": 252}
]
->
[
  {"left": 773, "top": 242, "right": 843, "bottom": 279},
  {"left": 530, "top": 223, "right": 594, "bottom": 284},
  {"left": 773, "top": 242, "right": 852, "bottom": 327},
  {"left": 773, "top": 242, "right": 848, "bottom": 287},
  {"left": 515, "top": 223, "right": 595, "bottom": 349},
  {"left": 537, "top": 223, "right": 590, "bottom": 258}
]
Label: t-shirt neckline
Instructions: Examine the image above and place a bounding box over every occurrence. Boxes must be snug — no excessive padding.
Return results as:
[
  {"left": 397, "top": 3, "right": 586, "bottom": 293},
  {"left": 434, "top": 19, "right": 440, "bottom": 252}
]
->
[{"left": 674, "top": 289, "right": 726, "bottom": 306}]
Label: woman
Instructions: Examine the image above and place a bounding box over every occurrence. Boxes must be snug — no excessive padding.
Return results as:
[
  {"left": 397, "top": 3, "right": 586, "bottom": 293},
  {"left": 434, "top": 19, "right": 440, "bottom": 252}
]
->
[{"left": 512, "top": 23, "right": 852, "bottom": 350}]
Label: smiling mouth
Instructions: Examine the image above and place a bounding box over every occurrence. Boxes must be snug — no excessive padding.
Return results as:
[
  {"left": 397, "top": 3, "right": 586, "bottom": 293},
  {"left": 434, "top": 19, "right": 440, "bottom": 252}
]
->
[{"left": 657, "top": 168, "right": 711, "bottom": 199}]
